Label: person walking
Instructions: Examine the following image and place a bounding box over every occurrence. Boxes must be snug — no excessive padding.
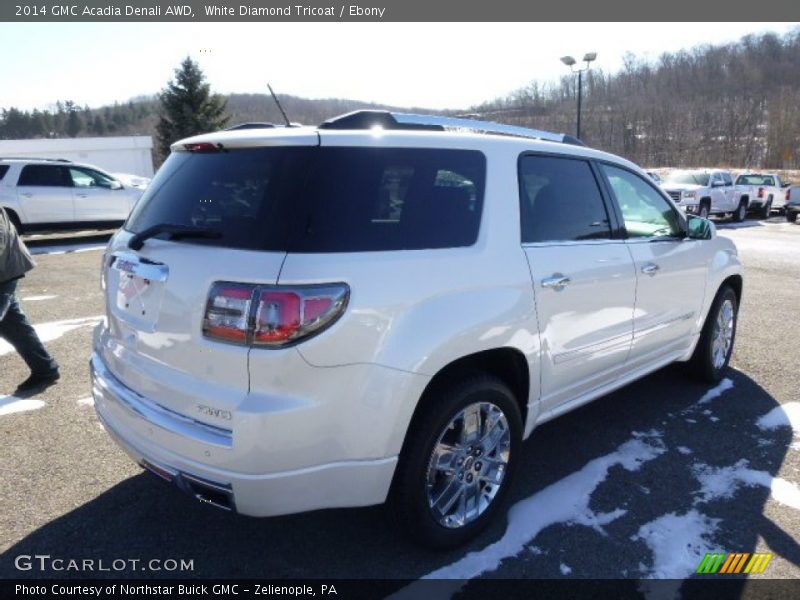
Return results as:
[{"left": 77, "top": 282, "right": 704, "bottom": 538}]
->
[{"left": 0, "top": 208, "right": 60, "bottom": 392}]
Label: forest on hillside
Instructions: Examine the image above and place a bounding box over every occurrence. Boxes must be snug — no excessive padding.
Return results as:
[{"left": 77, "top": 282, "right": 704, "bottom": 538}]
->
[{"left": 2, "top": 28, "right": 799, "bottom": 169}]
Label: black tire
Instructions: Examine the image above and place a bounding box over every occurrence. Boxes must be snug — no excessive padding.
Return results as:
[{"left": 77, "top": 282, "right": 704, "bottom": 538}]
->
[
  {"left": 758, "top": 199, "right": 772, "bottom": 220},
  {"left": 733, "top": 200, "right": 747, "bottom": 222},
  {"left": 688, "top": 286, "right": 738, "bottom": 383},
  {"left": 788, "top": 210, "right": 798, "bottom": 223},
  {"left": 698, "top": 202, "right": 710, "bottom": 219},
  {"left": 390, "top": 375, "right": 523, "bottom": 549},
  {"left": 5, "top": 209, "right": 23, "bottom": 234}
]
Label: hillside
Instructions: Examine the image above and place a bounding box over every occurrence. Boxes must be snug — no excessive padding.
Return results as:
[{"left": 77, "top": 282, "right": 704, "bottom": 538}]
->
[{"left": 2, "top": 28, "right": 799, "bottom": 170}]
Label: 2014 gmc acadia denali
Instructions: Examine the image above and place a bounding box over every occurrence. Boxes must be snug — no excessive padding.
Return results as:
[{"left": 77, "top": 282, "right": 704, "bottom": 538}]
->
[{"left": 91, "top": 111, "right": 743, "bottom": 548}]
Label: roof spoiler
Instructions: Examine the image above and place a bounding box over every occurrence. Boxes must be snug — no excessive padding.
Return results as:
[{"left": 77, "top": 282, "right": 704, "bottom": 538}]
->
[{"left": 319, "top": 110, "right": 585, "bottom": 146}]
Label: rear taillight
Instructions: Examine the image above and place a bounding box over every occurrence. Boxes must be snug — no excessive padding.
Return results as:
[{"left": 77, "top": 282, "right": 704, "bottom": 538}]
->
[
  {"left": 758, "top": 187, "right": 764, "bottom": 199},
  {"left": 203, "top": 282, "right": 349, "bottom": 347},
  {"left": 203, "top": 283, "right": 255, "bottom": 343},
  {"left": 787, "top": 188, "right": 792, "bottom": 201}
]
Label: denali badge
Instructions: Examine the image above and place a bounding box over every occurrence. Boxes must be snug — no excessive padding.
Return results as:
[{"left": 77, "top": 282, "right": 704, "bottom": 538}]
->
[{"left": 197, "top": 405, "right": 232, "bottom": 420}]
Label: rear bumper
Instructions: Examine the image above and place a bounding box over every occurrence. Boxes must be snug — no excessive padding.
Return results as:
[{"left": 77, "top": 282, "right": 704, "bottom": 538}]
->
[{"left": 91, "top": 352, "right": 399, "bottom": 517}]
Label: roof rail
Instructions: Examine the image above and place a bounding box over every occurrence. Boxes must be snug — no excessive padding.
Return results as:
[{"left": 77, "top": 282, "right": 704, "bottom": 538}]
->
[
  {"left": 319, "top": 110, "right": 585, "bottom": 146},
  {"left": 225, "top": 122, "right": 277, "bottom": 131},
  {"left": 0, "top": 156, "right": 72, "bottom": 163}
]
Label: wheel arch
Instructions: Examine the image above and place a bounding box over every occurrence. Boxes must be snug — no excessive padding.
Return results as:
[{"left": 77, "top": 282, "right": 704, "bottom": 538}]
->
[{"left": 399, "top": 347, "right": 530, "bottom": 455}]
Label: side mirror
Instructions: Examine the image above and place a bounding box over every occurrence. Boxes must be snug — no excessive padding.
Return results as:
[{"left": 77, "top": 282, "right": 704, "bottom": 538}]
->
[
  {"left": 711, "top": 180, "right": 724, "bottom": 187},
  {"left": 110, "top": 180, "right": 123, "bottom": 190},
  {"left": 687, "top": 216, "right": 713, "bottom": 240}
]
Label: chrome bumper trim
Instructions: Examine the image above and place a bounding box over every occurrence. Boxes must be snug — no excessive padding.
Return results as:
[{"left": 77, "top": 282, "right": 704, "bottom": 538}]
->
[{"left": 91, "top": 353, "right": 233, "bottom": 448}]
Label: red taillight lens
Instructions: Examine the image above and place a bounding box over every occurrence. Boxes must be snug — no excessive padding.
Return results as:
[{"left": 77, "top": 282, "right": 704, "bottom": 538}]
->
[
  {"left": 203, "top": 283, "right": 255, "bottom": 343},
  {"left": 203, "top": 282, "right": 349, "bottom": 347},
  {"left": 254, "top": 291, "right": 301, "bottom": 344},
  {"left": 253, "top": 285, "right": 348, "bottom": 347},
  {"left": 758, "top": 187, "right": 764, "bottom": 199}
]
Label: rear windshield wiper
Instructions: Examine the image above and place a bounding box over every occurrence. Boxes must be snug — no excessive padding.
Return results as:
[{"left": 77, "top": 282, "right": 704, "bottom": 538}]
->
[{"left": 128, "top": 224, "right": 222, "bottom": 250}]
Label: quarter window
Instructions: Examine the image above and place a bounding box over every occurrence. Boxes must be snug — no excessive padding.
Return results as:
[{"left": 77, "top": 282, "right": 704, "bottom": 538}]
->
[
  {"left": 601, "top": 165, "right": 683, "bottom": 238},
  {"left": 519, "top": 155, "right": 611, "bottom": 243}
]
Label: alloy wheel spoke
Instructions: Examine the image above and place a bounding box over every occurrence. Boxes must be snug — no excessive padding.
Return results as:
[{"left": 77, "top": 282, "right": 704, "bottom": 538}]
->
[{"left": 432, "top": 477, "right": 464, "bottom": 515}]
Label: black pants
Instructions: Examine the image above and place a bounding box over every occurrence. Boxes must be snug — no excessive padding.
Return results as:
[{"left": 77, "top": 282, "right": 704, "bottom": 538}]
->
[{"left": 0, "top": 279, "right": 58, "bottom": 375}]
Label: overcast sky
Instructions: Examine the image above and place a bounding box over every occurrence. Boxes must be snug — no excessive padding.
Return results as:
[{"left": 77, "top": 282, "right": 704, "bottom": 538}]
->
[{"left": 1, "top": 22, "right": 797, "bottom": 111}]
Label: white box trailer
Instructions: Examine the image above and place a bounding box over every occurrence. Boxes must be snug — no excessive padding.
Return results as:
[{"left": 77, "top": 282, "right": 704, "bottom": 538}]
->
[{"left": 0, "top": 136, "right": 154, "bottom": 177}]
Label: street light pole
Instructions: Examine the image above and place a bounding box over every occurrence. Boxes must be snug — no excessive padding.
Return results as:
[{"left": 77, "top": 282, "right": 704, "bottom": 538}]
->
[{"left": 560, "top": 52, "right": 597, "bottom": 140}]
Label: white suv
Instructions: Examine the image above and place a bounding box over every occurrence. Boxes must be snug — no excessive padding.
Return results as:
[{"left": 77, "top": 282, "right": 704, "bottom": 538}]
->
[
  {"left": 91, "top": 111, "right": 743, "bottom": 548},
  {"left": 0, "top": 158, "right": 144, "bottom": 232}
]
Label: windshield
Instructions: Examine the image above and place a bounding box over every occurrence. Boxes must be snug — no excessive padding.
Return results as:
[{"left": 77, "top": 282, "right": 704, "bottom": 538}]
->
[
  {"left": 665, "top": 171, "right": 709, "bottom": 186},
  {"left": 126, "top": 146, "right": 486, "bottom": 252}
]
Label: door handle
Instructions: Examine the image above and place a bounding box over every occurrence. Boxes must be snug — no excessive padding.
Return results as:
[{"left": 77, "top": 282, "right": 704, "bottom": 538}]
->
[
  {"left": 76, "top": 193, "right": 88, "bottom": 198},
  {"left": 21, "top": 193, "right": 33, "bottom": 198},
  {"left": 641, "top": 263, "right": 660, "bottom": 276},
  {"left": 541, "top": 274, "right": 571, "bottom": 291}
]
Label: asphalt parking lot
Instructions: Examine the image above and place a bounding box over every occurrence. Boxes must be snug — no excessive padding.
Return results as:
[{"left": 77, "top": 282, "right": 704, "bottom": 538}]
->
[{"left": 1, "top": 218, "right": 799, "bottom": 590}]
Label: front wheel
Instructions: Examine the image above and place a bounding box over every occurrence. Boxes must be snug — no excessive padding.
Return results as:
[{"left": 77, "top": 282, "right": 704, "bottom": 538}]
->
[
  {"left": 688, "top": 286, "right": 738, "bottom": 383},
  {"left": 390, "top": 376, "right": 522, "bottom": 548},
  {"left": 698, "top": 203, "right": 710, "bottom": 219}
]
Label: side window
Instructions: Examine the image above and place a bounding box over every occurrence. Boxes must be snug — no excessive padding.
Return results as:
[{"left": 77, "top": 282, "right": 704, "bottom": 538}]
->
[
  {"left": 69, "top": 167, "right": 117, "bottom": 189},
  {"left": 601, "top": 165, "right": 683, "bottom": 238},
  {"left": 18, "top": 165, "right": 71, "bottom": 187},
  {"left": 722, "top": 172, "right": 733, "bottom": 186},
  {"left": 519, "top": 155, "right": 611, "bottom": 243},
  {"left": 0, "top": 165, "right": 9, "bottom": 181}
]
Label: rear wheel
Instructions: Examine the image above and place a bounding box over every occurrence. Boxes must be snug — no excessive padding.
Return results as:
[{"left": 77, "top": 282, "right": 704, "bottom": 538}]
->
[
  {"left": 759, "top": 199, "right": 772, "bottom": 220},
  {"left": 391, "top": 375, "right": 522, "bottom": 548},
  {"left": 5, "top": 209, "right": 23, "bottom": 234},
  {"left": 688, "top": 286, "right": 738, "bottom": 383},
  {"left": 788, "top": 210, "right": 798, "bottom": 223},
  {"left": 733, "top": 200, "right": 747, "bottom": 222}
]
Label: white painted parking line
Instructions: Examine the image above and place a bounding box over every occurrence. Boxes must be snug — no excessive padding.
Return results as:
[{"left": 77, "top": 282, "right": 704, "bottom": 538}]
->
[
  {"left": 21, "top": 295, "right": 58, "bottom": 302},
  {"left": 0, "top": 316, "right": 103, "bottom": 356},
  {"left": 0, "top": 396, "right": 46, "bottom": 416},
  {"left": 28, "top": 243, "right": 106, "bottom": 256}
]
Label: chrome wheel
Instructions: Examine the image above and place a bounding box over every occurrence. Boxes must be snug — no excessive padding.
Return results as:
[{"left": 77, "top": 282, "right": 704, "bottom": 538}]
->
[
  {"left": 712, "top": 299, "right": 735, "bottom": 369},
  {"left": 426, "top": 402, "right": 511, "bottom": 529}
]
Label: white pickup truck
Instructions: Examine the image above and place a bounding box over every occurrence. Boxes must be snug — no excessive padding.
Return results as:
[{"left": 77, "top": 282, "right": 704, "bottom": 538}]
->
[
  {"left": 661, "top": 169, "right": 749, "bottom": 221},
  {"left": 734, "top": 172, "right": 787, "bottom": 218}
]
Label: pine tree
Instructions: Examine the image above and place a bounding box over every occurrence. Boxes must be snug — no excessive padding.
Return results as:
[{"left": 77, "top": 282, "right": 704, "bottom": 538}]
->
[{"left": 156, "top": 57, "right": 229, "bottom": 158}]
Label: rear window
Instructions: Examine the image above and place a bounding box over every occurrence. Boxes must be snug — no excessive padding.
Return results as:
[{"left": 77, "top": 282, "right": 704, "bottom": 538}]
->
[
  {"left": 0, "top": 165, "right": 8, "bottom": 180},
  {"left": 126, "top": 147, "right": 485, "bottom": 252}
]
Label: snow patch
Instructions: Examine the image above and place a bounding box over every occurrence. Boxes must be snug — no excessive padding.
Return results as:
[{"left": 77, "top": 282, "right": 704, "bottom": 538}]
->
[
  {"left": 22, "top": 295, "right": 57, "bottom": 302},
  {"left": 693, "top": 460, "right": 800, "bottom": 511},
  {"left": 695, "top": 378, "right": 734, "bottom": 406},
  {"left": 757, "top": 402, "right": 800, "bottom": 435},
  {"left": 77, "top": 397, "right": 94, "bottom": 407},
  {"left": 559, "top": 563, "right": 572, "bottom": 575},
  {"left": 391, "top": 433, "right": 665, "bottom": 597},
  {"left": 0, "top": 316, "right": 103, "bottom": 356},
  {"left": 633, "top": 509, "right": 720, "bottom": 579},
  {"left": 0, "top": 395, "right": 46, "bottom": 416},
  {"left": 676, "top": 447, "right": 693, "bottom": 455}
]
